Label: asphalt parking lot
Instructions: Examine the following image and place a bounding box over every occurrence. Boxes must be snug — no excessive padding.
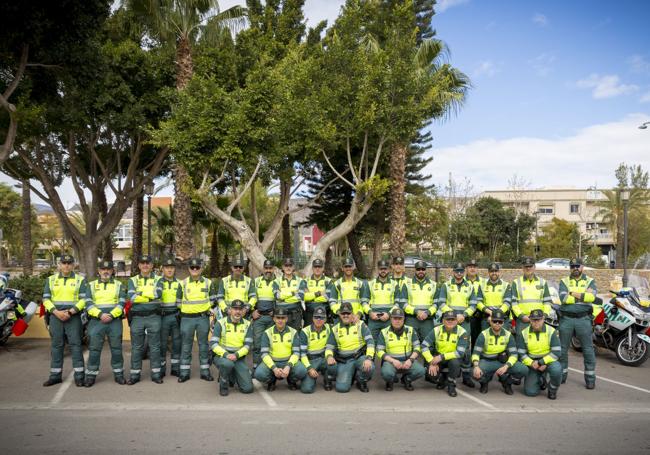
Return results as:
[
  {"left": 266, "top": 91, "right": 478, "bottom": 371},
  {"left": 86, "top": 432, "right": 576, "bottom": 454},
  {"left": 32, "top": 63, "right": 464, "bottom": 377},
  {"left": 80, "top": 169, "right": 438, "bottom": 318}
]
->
[{"left": 1, "top": 339, "right": 648, "bottom": 454}]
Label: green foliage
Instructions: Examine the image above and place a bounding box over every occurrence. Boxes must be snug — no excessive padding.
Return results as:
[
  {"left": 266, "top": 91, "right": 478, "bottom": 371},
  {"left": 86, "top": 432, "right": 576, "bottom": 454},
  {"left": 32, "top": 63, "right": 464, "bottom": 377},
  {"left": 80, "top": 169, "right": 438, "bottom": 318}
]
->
[
  {"left": 538, "top": 217, "right": 580, "bottom": 259},
  {"left": 7, "top": 275, "right": 47, "bottom": 303},
  {"left": 584, "top": 245, "right": 606, "bottom": 267},
  {"left": 406, "top": 189, "right": 448, "bottom": 250}
]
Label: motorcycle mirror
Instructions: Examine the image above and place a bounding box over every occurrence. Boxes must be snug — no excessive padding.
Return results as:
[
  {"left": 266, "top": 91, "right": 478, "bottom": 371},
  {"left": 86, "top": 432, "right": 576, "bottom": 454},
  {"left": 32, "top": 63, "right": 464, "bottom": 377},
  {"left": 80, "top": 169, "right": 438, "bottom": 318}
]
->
[{"left": 14, "top": 290, "right": 22, "bottom": 300}]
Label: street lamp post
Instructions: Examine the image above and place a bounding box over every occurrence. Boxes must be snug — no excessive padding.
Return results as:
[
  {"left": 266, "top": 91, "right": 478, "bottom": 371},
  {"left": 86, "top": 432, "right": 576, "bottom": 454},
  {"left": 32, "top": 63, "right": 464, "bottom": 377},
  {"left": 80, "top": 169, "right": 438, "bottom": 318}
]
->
[
  {"left": 621, "top": 189, "right": 630, "bottom": 287},
  {"left": 144, "top": 181, "right": 155, "bottom": 256}
]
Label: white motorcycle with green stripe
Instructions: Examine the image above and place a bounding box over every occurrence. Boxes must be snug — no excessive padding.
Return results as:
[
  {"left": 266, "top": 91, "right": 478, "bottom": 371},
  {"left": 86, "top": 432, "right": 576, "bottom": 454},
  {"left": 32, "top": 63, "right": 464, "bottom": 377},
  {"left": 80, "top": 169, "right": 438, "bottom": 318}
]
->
[{"left": 572, "top": 288, "right": 650, "bottom": 367}]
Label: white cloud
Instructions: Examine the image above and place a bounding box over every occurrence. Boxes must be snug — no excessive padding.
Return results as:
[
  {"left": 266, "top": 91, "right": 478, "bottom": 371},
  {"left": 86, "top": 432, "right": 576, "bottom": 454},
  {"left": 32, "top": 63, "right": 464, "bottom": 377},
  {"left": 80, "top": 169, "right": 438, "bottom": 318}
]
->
[
  {"left": 437, "top": 0, "right": 471, "bottom": 13},
  {"left": 532, "top": 13, "right": 548, "bottom": 26},
  {"left": 217, "top": 0, "right": 345, "bottom": 28},
  {"left": 528, "top": 53, "right": 555, "bottom": 76},
  {"left": 576, "top": 74, "right": 639, "bottom": 99},
  {"left": 640, "top": 91, "right": 650, "bottom": 104},
  {"left": 628, "top": 55, "right": 650, "bottom": 75},
  {"left": 424, "top": 114, "right": 650, "bottom": 191},
  {"left": 472, "top": 60, "right": 500, "bottom": 78}
]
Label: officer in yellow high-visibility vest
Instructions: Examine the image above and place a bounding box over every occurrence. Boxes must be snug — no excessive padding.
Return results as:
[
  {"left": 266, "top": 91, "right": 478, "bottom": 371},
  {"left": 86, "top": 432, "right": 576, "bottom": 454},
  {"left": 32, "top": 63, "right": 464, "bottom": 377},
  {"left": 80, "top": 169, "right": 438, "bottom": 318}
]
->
[
  {"left": 376, "top": 307, "right": 424, "bottom": 391},
  {"left": 178, "top": 258, "right": 217, "bottom": 383},
  {"left": 251, "top": 259, "right": 279, "bottom": 369},
  {"left": 157, "top": 257, "right": 183, "bottom": 377},
  {"left": 254, "top": 306, "right": 306, "bottom": 391},
  {"left": 127, "top": 254, "right": 163, "bottom": 385},
  {"left": 517, "top": 309, "right": 562, "bottom": 399},
  {"left": 275, "top": 258, "right": 305, "bottom": 330},
  {"left": 303, "top": 258, "right": 334, "bottom": 326},
  {"left": 216, "top": 257, "right": 256, "bottom": 316},
  {"left": 404, "top": 260, "right": 438, "bottom": 341},
  {"left": 331, "top": 258, "right": 369, "bottom": 322},
  {"left": 42, "top": 254, "right": 89, "bottom": 387},
  {"left": 365, "top": 259, "right": 398, "bottom": 341},
  {"left": 299, "top": 306, "right": 332, "bottom": 393},
  {"left": 558, "top": 258, "right": 599, "bottom": 389},
  {"left": 476, "top": 262, "right": 512, "bottom": 330},
  {"left": 84, "top": 261, "right": 126, "bottom": 387},
  {"left": 421, "top": 310, "right": 470, "bottom": 397},
  {"left": 438, "top": 262, "right": 477, "bottom": 388},
  {"left": 471, "top": 309, "right": 527, "bottom": 395},
  {"left": 210, "top": 299, "right": 254, "bottom": 396},
  {"left": 510, "top": 257, "right": 552, "bottom": 337},
  {"left": 390, "top": 256, "right": 411, "bottom": 309},
  {"left": 325, "top": 302, "right": 376, "bottom": 393}
]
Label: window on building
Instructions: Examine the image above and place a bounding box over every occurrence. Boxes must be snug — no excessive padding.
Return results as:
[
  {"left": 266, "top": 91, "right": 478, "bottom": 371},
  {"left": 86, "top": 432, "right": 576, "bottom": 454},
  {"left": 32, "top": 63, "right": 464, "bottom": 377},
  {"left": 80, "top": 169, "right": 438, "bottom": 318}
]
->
[
  {"left": 586, "top": 223, "right": 595, "bottom": 230},
  {"left": 115, "top": 224, "right": 133, "bottom": 242},
  {"left": 599, "top": 228, "right": 609, "bottom": 235},
  {"left": 570, "top": 203, "right": 580, "bottom": 214},
  {"left": 538, "top": 205, "right": 554, "bottom": 214}
]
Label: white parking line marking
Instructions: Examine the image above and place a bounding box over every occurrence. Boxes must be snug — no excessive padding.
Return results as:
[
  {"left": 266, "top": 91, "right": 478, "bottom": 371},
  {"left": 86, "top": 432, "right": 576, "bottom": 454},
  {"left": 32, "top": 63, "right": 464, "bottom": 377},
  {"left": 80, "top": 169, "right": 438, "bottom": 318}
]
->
[
  {"left": 253, "top": 379, "right": 278, "bottom": 408},
  {"left": 456, "top": 389, "right": 497, "bottom": 410},
  {"left": 568, "top": 367, "right": 650, "bottom": 394},
  {"left": 50, "top": 351, "right": 89, "bottom": 405}
]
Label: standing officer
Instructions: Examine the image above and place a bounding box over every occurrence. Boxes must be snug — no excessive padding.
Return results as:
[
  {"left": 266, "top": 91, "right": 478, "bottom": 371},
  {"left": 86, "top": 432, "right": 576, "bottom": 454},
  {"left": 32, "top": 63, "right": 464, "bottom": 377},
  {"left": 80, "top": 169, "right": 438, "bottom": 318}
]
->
[
  {"left": 376, "top": 307, "right": 424, "bottom": 391},
  {"left": 476, "top": 263, "right": 512, "bottom": 330},
  {"left": 275, "top": 258, "right": 305, "bottom": 330},
  {"left": 303, "top": 258, "right": 334, "bottom": 326},
  {"left": 330, "top": 258, "right": 368, "bottom": 321},
  {"left": 324, "top": 302, "right": 375, "bottom": 393},
  {"left": 422, "top": 310, "right": 470, "bottom": 397},
  {"left": 254, "top": 307, "right": 306, "bottom": 391},
  {"left": 178, "top": 258, "right": 217, "bottom": 383},
  {"left": 251, "top": 259, "right": 279, "bottom": 369},
  {"left": 518, "top": 309, "right": 562, "bottom": 399},
  {"left": 158, "top": 258, "right": 183, "bottom": 377},
  {"left": 84, "top": 260, "right": 126, "bottom": 386},
  {"left": 127, "top": 255, "right": 163, "bottom": 385},
  {"left": 42, "top": 254, "right": 89, "bottom": 387},
  {"left": 510, "top": 257, "right": 552, "bottom": 337},
  {"left": 437, "top": 262, "right": 477, "bottom": 388},
  {"left": 558, "top": 258, "right": 599, "bottom": 389},
  {"left": 365, "top": 259, "right": 397, "bottom": 341},
  {"left": 299, "top": 306, "right": 332, "bottom": 393},
  {"left": 217, "top": 258, "right": 256, "bottom": 316},
  {"left": 404, "top": 260, "right": 438, "bottom": 342},
  {"left": 471, "top": 309, "right": 527, "bottom": 395},
  {"left": 465, "top": 259, "right": 484, "bottom": 348},
  {"left": 210, "top": 299, "right": 254, "bottom": 396},
  {"left": 390, "top": 256, "right": 411, "bottom": 309}
]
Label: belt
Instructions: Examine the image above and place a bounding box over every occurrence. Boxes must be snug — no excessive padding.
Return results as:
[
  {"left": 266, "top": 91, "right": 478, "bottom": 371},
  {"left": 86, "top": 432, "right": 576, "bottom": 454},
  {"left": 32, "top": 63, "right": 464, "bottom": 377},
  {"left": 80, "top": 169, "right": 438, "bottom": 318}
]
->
[
  {"left": 559, "top": 311, "right": 591, "bottom": 319},
  {"left": 258, "top": 309, "right": 273, "bottom": 316},
  {"left": 307, "top": 353, "right": 324, "bottom": 360},
  {"left": 161, "top": 309, "right": 179, "bottom": 315},
  {"left": 180, "top": 311, "right": 210, "bottom": 318},
  {"left": 130, "top": 309, "right": 160, "bottom": 317}
]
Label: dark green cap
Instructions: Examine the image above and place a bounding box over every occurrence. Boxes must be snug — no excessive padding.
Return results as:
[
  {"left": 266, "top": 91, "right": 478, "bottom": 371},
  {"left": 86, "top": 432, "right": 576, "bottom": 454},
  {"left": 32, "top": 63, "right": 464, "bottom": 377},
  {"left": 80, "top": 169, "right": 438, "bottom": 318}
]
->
[
  {"left": 230, "top": 299, "right": 245, "bottom": 309},
  {"left": 274, "top": 307, "right": 289, "bottom": 317},
  {"left": 392, "top": 256, "right": 405, "bottom": 265},
  {"left": 161, "top": 257, "right": 176, "bottom": 267},
  {"left": 490, "top": 309, "right": 505, "bottom": 322},
  {"left": 529, "top": 309, "right": 545, "bottom": 320},
  {"left": 232, "top": 257, "right": 245, "bottom": 267},
  {"left": 378, "top": 259, "right": 390, "bottom": 269},
  {"left": 338, "top": 302, "right": 353, "bottom": 314},
  {"left": 98, "top": 260, "right": 114, "bottom": 269},
  {"left": 442, "top": 310, "right": 457, "bottom": 320},
  {"left": 452, "top": 262, "right": 465, "bottom": 272},
  {"left": 488, "top": 262, "right": 500, "bottom": 272},
  {"left": 414, "top": 260, "right": 427, "bottom": 269},
  {"left": 283, "top": 257, "right": 294, "bottom": 267},
  {"left": 390, "top": 307, "right": 405, "bottom": 318},
  {"left": 263, "top": 259, "right": 274, "bottom": 268},
  {"left": 313, "top": 307, "right": 327, "bottom": 319},
  {"left": 188, "top": 258, "right": 203, "bottom": 267},
  {"left": 312, "top": 258, "right": 324, "bottom": 267},
  {"left": 138, "top": 255, "right": 153, "bottom": 263},
  {"left": 60, "top": 254, "right": 75, "bottom": 264},
  {"left": 521, "top": 257, "right": 535, "bottom": 266},
  {"left": 342, "top": 258, "right": 355, "bottom": 267},
  {"left": 570, "top": 258, "right": 583, "bottom": 267}
]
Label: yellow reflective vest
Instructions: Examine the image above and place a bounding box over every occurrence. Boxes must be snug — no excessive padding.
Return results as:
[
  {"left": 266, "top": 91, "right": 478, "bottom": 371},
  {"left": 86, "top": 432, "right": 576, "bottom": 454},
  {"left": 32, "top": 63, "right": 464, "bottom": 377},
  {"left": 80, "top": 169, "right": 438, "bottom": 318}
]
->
[{"left": 180, "top": 277, "right": 213, "bottom": 314}]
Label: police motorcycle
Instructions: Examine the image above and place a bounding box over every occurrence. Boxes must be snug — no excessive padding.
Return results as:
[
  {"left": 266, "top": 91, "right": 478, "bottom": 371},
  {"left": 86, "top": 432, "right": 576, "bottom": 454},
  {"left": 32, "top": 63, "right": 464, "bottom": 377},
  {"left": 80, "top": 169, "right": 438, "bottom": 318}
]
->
[
  {"left": 544, "top": 282, "right": 562, "bottom": 329},
  {"left": 0, "top": 288, "right": 38, "bottom": 345},
  {"left": 571, "top": 288, "right": 650, "bottom": 367}
]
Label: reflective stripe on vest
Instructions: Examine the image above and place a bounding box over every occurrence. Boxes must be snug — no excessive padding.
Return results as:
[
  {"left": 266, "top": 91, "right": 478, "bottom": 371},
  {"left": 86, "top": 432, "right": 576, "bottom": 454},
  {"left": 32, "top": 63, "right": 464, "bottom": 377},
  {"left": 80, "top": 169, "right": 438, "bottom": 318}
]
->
[
  {"left": 482, "top": 280, "right": 508, "bottom": 309},
  {"left": 336, "top": 278, "right": 364, "bottom": 314},
  {"left": 560, "top": 276, "right": 594, "bottom": 304},
  {"left": 306, "top": 277, "right": 330, "bottom": 303},
  {"left": 303, "top": 324, "right": 331, "bottom": 355},
  {"left": 217, "top": 318, "right": 251, "bottom": 351},
  {"left": 368, "top": 279, "right": 395, "bottom": 310},
  {"left": 89, "top": 280, "right": 121, "bottom": 307},
  {"left": 381, "top": 325, "right": 415, "bottom": 357},
  {"left": 445, "top": 280, "right": 472, "bottom": 311},
  {"left": 409, "top": 279, "right": 435, "bottom": 309},
  {"left": 223, "top": 275, "right": 252, "bottom": 304},
  {"left": 333, "top": 322, "right": 365, "bottom": 356},
  {"left": 515, "top": 276, "right": 545, "bottom": 314},
  {"left": 434, "top": 325, "right": 466, "bottom": 355},
  {"left": 130, "top": 275, "right": 160, "bottom": 304},
  {"left": 49, "top": 274, "right": 83, "bottom": 309},
  {"left": 480, "top": 328, "right": 511, "bottom": 357},
  {"left": 255, "top": 277, "right": 276, "bottom": 310},
  {"left": 181, "top": 277, "right": 212, "bottom": 313},
  {"left": 265, "top": 326, "right": 297, "bottom": 361},
  {"left": 277, "top": 277, "right": 300, "bottom": 304},
  {"left": 160, "top": 279, "right": 181, "bottom": 307},
  {"left": 522, "top": 325, "right": 554, "bottom": 358}
]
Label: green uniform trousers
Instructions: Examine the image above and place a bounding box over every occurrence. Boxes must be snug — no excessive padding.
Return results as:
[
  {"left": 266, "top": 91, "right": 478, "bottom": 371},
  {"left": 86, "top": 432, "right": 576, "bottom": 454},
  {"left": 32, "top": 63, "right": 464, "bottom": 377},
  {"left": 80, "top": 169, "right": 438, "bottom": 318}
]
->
[
  {"left": 380, "top": 360, "right": 426, "bottom": 383},
  {"left": 160, "top": 312, "right": 181, "bottom": 375},
  {"left": 368, "top": 318, "right": 390, "bottom": 342},
  {"left": 470, "top": 313, "right": 483, "bottom": 349},
  {"left": 515, "top": 317, "right": 530, "bottom": 338},
  {"left": 459, "top": 320, "right": 472, "bottom": 380},
  {"left": 48, "top": 313, "right": 84, "bottom": 381},
  {"left": 86, "top": 318, "right": 123, "bottom": 378},
  {"left": 333, "top": 356, "right": 375, "bottom": 393},
  {"left": 214, "top": 356, "right": 254, "bottom": 393},
  {"left": 477, "top": 359, "right": 527, "bottom": 385},
  {"left": 254, "top": 360, "right": 307, "bottom": 385},
  {"left": 252, "top": 314, "right": 274, "bottom": 367},
  {"left": 405, "top": 316, "right": 434, "bottom": 342},
  {"left": 559, "top": 314, "right": 596, "bottom": 386},
  {"left": 524, "top": 361, "right": 562, "bottom": 396},
  {"left": 300, "top": 357, "right": 328, "bottom": 394},
  {"left": 130, "top": 314, "right": 162, "bottom": 380},
  {"left": 427, "top": 358, "right": 461, "bottom": 385},
  {"left": 179, "top": 314, "right": 210, "bottom": 378}
]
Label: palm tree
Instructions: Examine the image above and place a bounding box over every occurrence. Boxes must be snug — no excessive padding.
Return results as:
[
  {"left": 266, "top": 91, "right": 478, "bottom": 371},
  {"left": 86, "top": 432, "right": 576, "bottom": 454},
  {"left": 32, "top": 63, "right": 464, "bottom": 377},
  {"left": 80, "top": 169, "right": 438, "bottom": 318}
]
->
[
  {"left": 151, "top": 205, "right": 176, "bottom": 258},
  {"left": 125, "top": 0, "right": 246, "bottom": 262}
]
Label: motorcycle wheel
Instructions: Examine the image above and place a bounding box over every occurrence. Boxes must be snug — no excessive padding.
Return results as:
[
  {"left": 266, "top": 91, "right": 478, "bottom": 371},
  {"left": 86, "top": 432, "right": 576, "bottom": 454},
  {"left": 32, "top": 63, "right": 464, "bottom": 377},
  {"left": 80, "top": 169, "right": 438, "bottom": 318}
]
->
[
  {"left": 615, "top": 335, "right": 649, "bottom": 367},
  {"left": 571, "top": 336, "right": 583, "bottom": 352}
]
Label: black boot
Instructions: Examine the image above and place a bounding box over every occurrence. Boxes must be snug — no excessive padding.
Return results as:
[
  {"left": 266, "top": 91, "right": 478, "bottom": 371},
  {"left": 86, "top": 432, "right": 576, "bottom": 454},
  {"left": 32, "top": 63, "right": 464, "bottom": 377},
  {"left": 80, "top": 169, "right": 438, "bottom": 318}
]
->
[
  {"left": 547, "top": 388, "right": 557, "bottom": 400},
  {"left": 502, "top": 378, "right": 514, "bottom": 395},
  {"left": 74, "top": 377, "right": 85, "bottom": 387},
  {"left": 267, "top": 378, "right": 277, "bottom": 391},
  {"left": 177, "top": 375, "right": 189, "bottom": 383},
  {"left": 462, "top": 377, "right": 475, "bottom": 388},
  {"left": 152, "top": 377, "right": 163, "bottom": 384},
  {"left": 84, "top": 377, "right": 96, "bottom": 388},
  {"left": 170, "top": 370, "right": 180, "bottom": 377},
  {"left": 511, "top": 376, "right": 521, "bottom": 386},
  {"left": 539, "top": 376, "right": 547, "bottom": 391},
  {"left": 404, "top": 378, "right": 414, "bottom": 391},
  {"left": 115, "top": 376, "right": 126, "bottom": 385},
  {"left": 127, "top": 377, "right": 141, "bottom": 385},
  {"left": 385, "top": 381, "right": 393, "bottom": 391},
  {"left": 586, "top": 383, "right": 595, "bottom": 390},
  {"left": 219, "top": 379, "right": 229, "bottom": 396},
  {"left": 43, "top": 377, "right": 62, "bottom": 387},
  {"left": 479, "top": 382, "right": 488, "bottom": 394},
  {"left": 447, "top": 382, "right": 457, "bottom": 397},
  {"left": 357, "top": 380, "right": 369, "bottom": 393},
  {"left": 288, "top": 380, "right": 298, "bottom": 390},
  {"left": 200, "top": 373, "right": 214, "bottom": 382}
]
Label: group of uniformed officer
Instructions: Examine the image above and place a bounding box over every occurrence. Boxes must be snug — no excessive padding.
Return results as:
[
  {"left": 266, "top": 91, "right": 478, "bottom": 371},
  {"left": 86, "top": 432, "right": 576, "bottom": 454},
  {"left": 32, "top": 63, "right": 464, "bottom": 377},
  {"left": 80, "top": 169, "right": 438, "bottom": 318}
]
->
[{"left": 41, "top": 253, "right": 600, "bottom": 400}]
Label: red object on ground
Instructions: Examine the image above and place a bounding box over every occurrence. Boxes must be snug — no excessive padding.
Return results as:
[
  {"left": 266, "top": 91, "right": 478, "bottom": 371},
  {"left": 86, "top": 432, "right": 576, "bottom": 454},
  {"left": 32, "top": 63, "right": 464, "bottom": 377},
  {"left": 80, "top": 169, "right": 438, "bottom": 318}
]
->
[{"left": 12, "top": 318, "right": 28, "bottom": 336}]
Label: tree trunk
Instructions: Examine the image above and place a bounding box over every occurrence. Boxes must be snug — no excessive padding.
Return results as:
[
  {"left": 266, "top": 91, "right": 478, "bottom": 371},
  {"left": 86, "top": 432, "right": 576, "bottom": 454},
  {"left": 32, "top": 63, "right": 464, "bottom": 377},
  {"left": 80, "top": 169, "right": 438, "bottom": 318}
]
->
[
  {"left": 132, "top": 194, "right": 144, "bottom": 271},
  {"left": 615, "top": 212, "right": 624, "bottom": 266},
  {"left": 221, "top": 253, "right": 229, "bottom": 277},
  {"left": 347, "top": 229, "right": 368, "bottom": 278},
  {"left": 370, "top": 203, "right": 386, "bottom": 278},
  {"left": 76, "top": 239, "right": 99, "bottom": 279},
  {"left": 389, "top": 143, "right": 407, "bottom": 257},
  {"left": 97, "top": 190, "right": 112, "bottom": 261},
  {"left": 21, "top": 179, "right": 33, "bottom": 276},
  {"left": 325, "top": 246, "right": 334, "bottom": 277},
  {"left": 282, "top": 214, "right": 291, "bottom": 259},
  {"left": 209, "top": 226, "right": 219, "bottom": 278}
]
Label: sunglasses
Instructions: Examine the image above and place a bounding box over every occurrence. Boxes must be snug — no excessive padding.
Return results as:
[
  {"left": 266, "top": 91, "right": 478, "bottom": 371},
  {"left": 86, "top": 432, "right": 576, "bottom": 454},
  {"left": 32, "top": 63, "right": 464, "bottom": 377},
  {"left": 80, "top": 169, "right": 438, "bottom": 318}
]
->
[
  {"left": 189, "top": 266, "right": 201, "bottom": 270},
  {"left": 492, "top": 320, "right": 504, "bottom": 325},
  {"left": 233, "top": 266, "right": 243, "bottom": 269},
  {"left": 570, "top": 265, "right": 581, "bottom": 269},
  {"left": 415, "top": 268, "right": 426, "bottom": 271}
]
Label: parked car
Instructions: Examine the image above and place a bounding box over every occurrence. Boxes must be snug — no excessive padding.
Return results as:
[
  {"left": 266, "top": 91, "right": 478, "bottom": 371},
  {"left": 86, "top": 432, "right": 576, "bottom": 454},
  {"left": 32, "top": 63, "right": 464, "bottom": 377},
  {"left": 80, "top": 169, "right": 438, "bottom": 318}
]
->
[
  {"left": 404, "top": 256, "right": 435, "bottom": 268},
  {"left": 535, "top": 258, "right": 594, "bottom": 270}
]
